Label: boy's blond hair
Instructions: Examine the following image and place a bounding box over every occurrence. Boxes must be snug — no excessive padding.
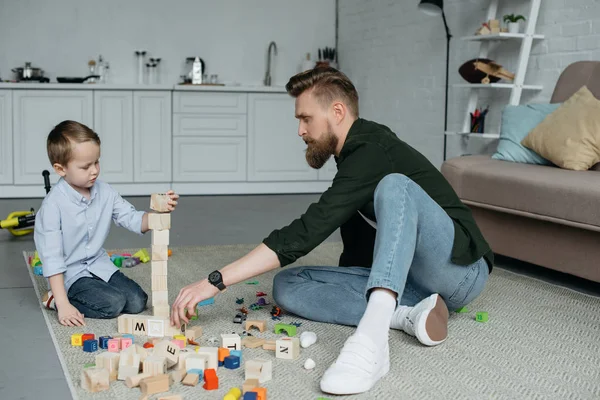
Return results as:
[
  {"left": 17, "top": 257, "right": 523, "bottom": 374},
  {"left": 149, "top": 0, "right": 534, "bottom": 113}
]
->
[{"left": 47, "top": 120, "right": 101, "bottom": 166}]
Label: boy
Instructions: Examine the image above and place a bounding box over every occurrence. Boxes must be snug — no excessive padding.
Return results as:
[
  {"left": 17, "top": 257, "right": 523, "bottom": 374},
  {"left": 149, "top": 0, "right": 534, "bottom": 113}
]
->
[{"left": 34, "top": 120, "right": 179, "bottom": 327}]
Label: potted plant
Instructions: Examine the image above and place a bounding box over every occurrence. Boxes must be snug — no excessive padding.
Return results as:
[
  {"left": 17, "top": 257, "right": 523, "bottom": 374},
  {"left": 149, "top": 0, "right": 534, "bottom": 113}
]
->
[{"left": 503, "top": 14, "right": 526, "bottom": 34}]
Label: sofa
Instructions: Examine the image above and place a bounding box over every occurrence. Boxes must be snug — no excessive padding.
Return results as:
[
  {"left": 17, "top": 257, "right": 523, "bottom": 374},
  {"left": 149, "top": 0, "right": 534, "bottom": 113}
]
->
[{"left": 441, "top": 61, "right": 600, "bottom": 283}]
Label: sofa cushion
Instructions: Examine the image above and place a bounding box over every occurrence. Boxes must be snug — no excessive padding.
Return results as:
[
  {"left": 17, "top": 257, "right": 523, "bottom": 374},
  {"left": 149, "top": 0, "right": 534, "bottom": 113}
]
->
[
  {"left": 441, "top": 155, "right": 600, "bottom": 229},
  {"left": 521, "top": 86, "right": 600, "bottom": 171},
  {"left": 492, "top": 103, "right": 559, "bottom": 165}
]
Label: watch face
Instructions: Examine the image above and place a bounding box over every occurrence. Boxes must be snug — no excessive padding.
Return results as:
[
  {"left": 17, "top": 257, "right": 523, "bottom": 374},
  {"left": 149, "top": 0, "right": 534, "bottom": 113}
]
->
[{"left": 209, "top": 271, "right": 221, "bottom": 283}]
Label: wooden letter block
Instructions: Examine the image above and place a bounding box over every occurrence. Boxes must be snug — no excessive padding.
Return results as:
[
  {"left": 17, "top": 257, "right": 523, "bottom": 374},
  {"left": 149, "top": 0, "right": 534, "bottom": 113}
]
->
[
  {"left": 195, "top": 347, "right": 219, "bottom": 370},
  {"left": 182, "top": 372, "right": 199, "bottom": 387},
  {"left": 221, "top": 333, "right": 241, "bottom": 351},
  {"left": 147, "top": 318, "right": 166, "bottom": 338},
  {"left": 159, "top": 395, "right": 184, "bottom": 400},
  {"left": 186, "top": 326, "right": 202, "bottom": 341},
  {"left": 152, "top": 275, "right": 168, "bottom": 291},
  {"left": 148, "top": 213, "right": 171, "bottom": 230},
  {"left": 143, "top": 355, "right": 167, "bottom": 376},
  {"left": 133, "top": 317, "right": 148, "bottom": 335},
  {"left": 153, "top": 305, "right": 170, "bottom": 318},
  {"left": 152, "top": 244, "right": 169, "bottom": 261},
  {"left": 154, "top": 340, "right": 180, "bottom": 368},
  {"left": 276, "top": 337, "right": 300, "bottom": 360},
  {"left": 245, "top": 359, "right": 272, "bottom": 383},
  {"left": 140, "top": 373, "right": 170, "bottom": 396},
  {"left": 117, "top": 352, "right": 141, "bottom": 381},
  {"left": 242, "top": 337, "right": 266, "bottom": 349},
  {"left": 245, "top": 320, "right": 267, "bottom": 332},
  {"left": 152, "top": 229, "right": 170, "bottom": 245},
  {"left": 170, "top": 368, "right": 186, "bottom": 383},
  {"left": 125, "top": 372, "right": 152, "bottom": 388},
  {"left": 150, "top": 193, "right": 170, "bottom": 212},
  {"left": 81, "top": 367, "right": 109, "bottom": 393},
  {"left": 152, "top": 290, "right": 169, "bottom": 306},
  {"left": 152, "top": 260, "right": 168, "bottom": 275},
  {"left": 243, "top": 378, "right": 259, "bottom": 394},
  {"left": 95, "top": 352, "right": 120, "bottom": 381},
  {"left": 117, "top": 314, "right": 135, "bottom": 334}
]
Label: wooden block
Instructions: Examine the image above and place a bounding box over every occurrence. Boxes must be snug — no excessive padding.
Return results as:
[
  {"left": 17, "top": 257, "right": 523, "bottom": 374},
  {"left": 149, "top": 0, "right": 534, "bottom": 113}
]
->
[
  {"left": 148, "top": 213, "right": 171, "bottom": 230},
  {"left": 147, "top": 318, "right": 167, "bottom": 337},
  {"left": 245, "top": 359, "right": 272, "bottom": 383},
  {"left": 81, "top": 367, "right": 110, "bottom": 393},
  {"left": 164, "top": 321, "right": 186, "bottom": 337},
  {"left": 158, "top": 395, "right": 183, "bottom": 400},
  {"left": 221, "top": 333, "right": 241, "bottom": 351},
  {"left": 71, "top": 333, "right": 84, "bottom": 346},
  {"left": 276, "top": 337, "right": 300, "bottom": 360},
  {"left": 140, "top": 373, "right": 170, "bottom": 396},
  {"left": 182, "top": 372, "right": 199, "bottom": 386},
  {"left": 185, "top": 326, "right": 202, "bottom": 341},
  {"left": 185, "top": 353, "right": 208, "bottom": 372},
  {"left": 245, "top": 320, "right": 267, "bottom": 332},
  {"left": 152, "top": 244, "right": 169, "bottom": 261},
  {"left": 152, "top": 275, "right": 168, "bottom": 291},
  {"left": 153, "top": 305, "right": 170, "bottom": 318},
  {"left": 154, "top": 339, "right": 180, "bottom": 368},
  {"left": 152, "top": 260, "right": 168, "bottom": 275},
  {"left": 243, "top": 378, "right": 259, "bottom": 393},
  {"left": 143, "top": 355, "right": 167, "bottom": 376},
  {"left": 262, "top": 340, "right": 276, "bottom": 351},
  {"left": 125, "top": 372, "right": 152, "bottom": 388},
  {"left": 95, "top": 352, "right": 120, "bottom": 381},
  {"left": 170, "top": 368, "right": 186, "bottom": 383},
  {"left": 249, "top": 387, "right": 268, "bottom": 400},
  {"left": 150, "top": 193, "right": 170, "bottom": 212},
  {"left": 242, "top": 337, "right": 266, "bottom": 349},
  {"left": 152, "top": 290, "right": 169, "bottom": 306},
  {"left": 195, "top": 347, "right": 219, "bottom": 370},
  {"left": 152, "top": 229, "right": 170, "bottom": 245},
  {"left": 203, "top": 368, "right": 219, "bottom": 390},
  {"left": 117, "top": 352, "right": 141, "bottom": 381},
  {"left": 117, "top": 314, "right": 135, "bottom": 334},
  {"left": 133, "top": 317, "right": 148, "bottom": 335}
]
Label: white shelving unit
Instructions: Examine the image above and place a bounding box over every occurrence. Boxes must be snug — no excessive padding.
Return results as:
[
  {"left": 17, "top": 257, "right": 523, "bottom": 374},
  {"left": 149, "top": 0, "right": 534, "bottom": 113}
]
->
[{"left": 446, "top": 0, "right": 543, "bottom": 140}]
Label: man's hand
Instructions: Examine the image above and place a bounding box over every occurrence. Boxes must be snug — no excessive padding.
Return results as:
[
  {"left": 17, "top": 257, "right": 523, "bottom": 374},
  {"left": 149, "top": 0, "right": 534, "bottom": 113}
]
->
[
  {"left": 165, "top": 190, "right": 179, "bottom": 212},
  {"left": 170, "top": 279, "right": 219, "bottom": 328},
  {"left": 57, "top": 302, "right": 86, "bottom": 327}
]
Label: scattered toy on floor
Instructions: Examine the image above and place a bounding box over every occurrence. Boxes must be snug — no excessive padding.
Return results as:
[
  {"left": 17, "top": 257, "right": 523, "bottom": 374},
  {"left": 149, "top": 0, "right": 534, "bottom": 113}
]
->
[
  {"left": 300, "top": 331, "right": 317, "bottom": 348},
  {"left": 476, "top": 311, "right": 489, "bottom": 322}
]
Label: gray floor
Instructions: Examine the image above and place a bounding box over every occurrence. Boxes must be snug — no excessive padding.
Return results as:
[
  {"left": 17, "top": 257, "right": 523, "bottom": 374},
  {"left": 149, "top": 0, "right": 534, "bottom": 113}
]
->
[{"left": 1, "top": 194, "right": 598, "bottom": 400}]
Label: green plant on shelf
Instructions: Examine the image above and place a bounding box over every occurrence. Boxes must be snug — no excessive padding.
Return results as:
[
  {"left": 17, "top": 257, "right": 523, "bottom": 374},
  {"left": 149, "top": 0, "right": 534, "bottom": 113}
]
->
[{"left": 503, "top": 14, "right": 526, "bottom": 23}]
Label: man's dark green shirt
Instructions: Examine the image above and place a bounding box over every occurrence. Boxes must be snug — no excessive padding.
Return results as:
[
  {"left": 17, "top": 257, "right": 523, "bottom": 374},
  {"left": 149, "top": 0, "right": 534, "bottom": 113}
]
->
[{"left": 263, "top": 118, "right": 494, "bottom": 271}]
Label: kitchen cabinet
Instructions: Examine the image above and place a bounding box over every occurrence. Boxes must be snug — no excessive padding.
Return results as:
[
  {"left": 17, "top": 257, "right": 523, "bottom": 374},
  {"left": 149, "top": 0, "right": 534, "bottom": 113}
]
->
[
  {"left": 248, "top": 93, "right": 318, "bottom": 181},
  {"left": 0, "top": 91, "right": 12, "bottom": 184},
  {"left": 94, "top": 91, "right": 134, "bottom": 183},
  {"left": 133, "top": 91, "right": 172, "bottom": 182},
  {"left": 13, "top": 90, "right": 93, "bottom": 185}
]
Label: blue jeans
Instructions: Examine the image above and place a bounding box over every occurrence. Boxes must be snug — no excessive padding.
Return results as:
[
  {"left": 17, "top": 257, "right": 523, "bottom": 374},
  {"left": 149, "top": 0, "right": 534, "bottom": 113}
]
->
[
  {"left": 67, "top": 270, "right": 148, "bottom": 319},
  {"left": 273, "top": 173, "right": 490, "bottom": 326}
]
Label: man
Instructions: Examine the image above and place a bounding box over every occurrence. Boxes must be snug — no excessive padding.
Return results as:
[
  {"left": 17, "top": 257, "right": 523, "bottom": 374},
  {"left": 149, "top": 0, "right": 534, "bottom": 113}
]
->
[{"left": 170, "top": 67, "right": 493, "bottom": 395}]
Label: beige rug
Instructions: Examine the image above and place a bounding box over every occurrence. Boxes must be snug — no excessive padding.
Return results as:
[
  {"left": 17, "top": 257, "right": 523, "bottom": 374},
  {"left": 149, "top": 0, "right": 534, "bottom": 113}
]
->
[{"left": 24, "top": 242, "right": 600, "bottom": 400}]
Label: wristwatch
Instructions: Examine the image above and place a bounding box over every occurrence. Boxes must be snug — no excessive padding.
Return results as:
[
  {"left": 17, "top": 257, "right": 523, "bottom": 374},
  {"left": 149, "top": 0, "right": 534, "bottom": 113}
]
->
[{"left": 208, "top": 270, "right": 227, "bottom": 292}]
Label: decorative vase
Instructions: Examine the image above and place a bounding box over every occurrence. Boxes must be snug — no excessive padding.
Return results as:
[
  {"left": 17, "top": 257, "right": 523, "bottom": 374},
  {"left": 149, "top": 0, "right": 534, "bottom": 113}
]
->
[{"left": 508, "top": 22, "right": 520, "bottom": 34}]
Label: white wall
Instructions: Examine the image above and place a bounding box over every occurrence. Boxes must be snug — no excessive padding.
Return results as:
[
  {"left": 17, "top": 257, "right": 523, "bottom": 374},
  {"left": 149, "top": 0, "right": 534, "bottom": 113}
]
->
[
  {"left": 338, "top": 0, "right": 600, "bottom": 167},
  {"left": 0, "top": 0, "right": 335, "bottom": 86}
]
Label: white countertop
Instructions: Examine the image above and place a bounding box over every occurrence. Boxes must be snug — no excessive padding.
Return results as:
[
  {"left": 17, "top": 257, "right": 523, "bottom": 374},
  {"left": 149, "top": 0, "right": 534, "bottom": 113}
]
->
[{"left": 0, "top": 82, "right": 288, "bottom": 93}]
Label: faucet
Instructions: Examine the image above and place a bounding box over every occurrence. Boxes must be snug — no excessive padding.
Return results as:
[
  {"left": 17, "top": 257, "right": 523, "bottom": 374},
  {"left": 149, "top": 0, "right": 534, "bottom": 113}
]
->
[{"left": 264, "top": 41, "right": 278, "bottom": 86}]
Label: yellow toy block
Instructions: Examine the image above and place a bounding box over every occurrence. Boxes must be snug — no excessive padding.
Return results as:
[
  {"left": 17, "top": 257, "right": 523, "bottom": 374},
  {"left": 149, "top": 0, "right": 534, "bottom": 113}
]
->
[
  {"left": 173, "top": 334, "right": 186, "bottom": 342},
  {"left": 72, "top": 333, "right": 84, "bottom": 346},
  {"left": 133, "top": 248, "right": 150, "bottom": 263}
]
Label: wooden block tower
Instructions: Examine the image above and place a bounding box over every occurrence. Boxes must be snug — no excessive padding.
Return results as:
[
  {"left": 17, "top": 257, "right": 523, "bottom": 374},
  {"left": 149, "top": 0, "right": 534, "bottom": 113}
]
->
[{"left": 149, "top": 193, "right": 171, "bottom": 318}]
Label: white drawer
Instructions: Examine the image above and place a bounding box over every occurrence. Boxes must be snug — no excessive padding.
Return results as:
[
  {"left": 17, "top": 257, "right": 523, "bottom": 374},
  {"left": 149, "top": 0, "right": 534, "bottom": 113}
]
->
[
  {"left": 173, "top": 114, "right": 246, "bottom": 137},
  {"left": 174, "top": 92, "right": 247, "bottom": 114},
  {"left": 172, "top": 137, "right": 247, "bottom": 182}
]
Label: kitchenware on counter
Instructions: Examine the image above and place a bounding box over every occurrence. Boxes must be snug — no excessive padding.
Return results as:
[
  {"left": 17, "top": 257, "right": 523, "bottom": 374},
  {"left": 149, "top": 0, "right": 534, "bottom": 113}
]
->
[
  {"left": 135, "top": 50, "right": 147, "bottom": 84},
  {"left": 183, "top": 57, "right": 205, "bottom": 84},
  {"left": 56, "top": 75, "right": 101, "bottom": 83},
  {"left": 12, "top": 62, "right": 48, "bottom": 82}
]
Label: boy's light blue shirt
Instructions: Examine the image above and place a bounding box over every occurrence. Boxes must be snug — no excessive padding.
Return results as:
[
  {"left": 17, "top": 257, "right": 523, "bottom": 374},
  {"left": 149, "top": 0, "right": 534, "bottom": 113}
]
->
[{"left": 34, "top": 177, "right": 146, "bottom": 292}]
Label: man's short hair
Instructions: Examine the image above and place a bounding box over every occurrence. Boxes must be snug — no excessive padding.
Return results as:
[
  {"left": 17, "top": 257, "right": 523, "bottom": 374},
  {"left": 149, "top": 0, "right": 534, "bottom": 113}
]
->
[
  {"left": 47, "top": 120, "right": 101, "bottom": 166},
  {"left": 285, "top": 67, "right": 359, "bottom": 117}
]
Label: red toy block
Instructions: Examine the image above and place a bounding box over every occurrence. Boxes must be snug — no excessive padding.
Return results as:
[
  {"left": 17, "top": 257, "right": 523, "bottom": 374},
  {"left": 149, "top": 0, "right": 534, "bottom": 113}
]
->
[
  {"left": 202, "top": 368, "right": 218, "bottom": 390},
  {"left": 82, "top": 333, "right": 95, "bottom": 342},
  {"left": 143, "top": 342, "right": 154, "bottom": 349}
]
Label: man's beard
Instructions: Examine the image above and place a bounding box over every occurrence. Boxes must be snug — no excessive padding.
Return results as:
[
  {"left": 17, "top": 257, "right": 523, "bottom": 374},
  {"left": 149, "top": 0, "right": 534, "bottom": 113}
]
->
[{"left": 305, "top": 130, "right": 338, "bottom": 169}]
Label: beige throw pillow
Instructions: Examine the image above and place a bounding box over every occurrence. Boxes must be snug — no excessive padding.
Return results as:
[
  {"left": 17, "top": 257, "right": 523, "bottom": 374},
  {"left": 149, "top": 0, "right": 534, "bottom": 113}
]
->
[{"left": 521, "top": 86, "right": 600, "bottom": 171}]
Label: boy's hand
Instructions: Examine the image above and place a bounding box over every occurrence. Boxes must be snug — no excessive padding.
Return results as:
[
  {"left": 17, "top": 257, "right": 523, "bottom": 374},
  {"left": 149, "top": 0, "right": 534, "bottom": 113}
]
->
[
  {"left": 165, "top": 190, "right": 179, "bottom": 212},
  {"left": 57, "top": 302, "right": 86, "bottom": 327}
]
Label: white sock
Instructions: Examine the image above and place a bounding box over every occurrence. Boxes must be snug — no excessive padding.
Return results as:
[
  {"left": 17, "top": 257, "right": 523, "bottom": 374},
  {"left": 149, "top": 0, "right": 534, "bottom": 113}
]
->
[{"left": 355, "top": 289, "right": 397, "bottom": 348}]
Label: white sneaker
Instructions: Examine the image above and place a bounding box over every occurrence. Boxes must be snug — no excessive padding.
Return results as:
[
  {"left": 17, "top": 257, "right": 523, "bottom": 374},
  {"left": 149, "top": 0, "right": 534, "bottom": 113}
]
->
[
  {"left": 391, "top": 293, "right": 449, "bottom": 346},
  {"left": 42, "top": 290, "right": 56, "bottom": 310},
  {"left": 319, "top": 332, "right": 390, "bottom": 395}
]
